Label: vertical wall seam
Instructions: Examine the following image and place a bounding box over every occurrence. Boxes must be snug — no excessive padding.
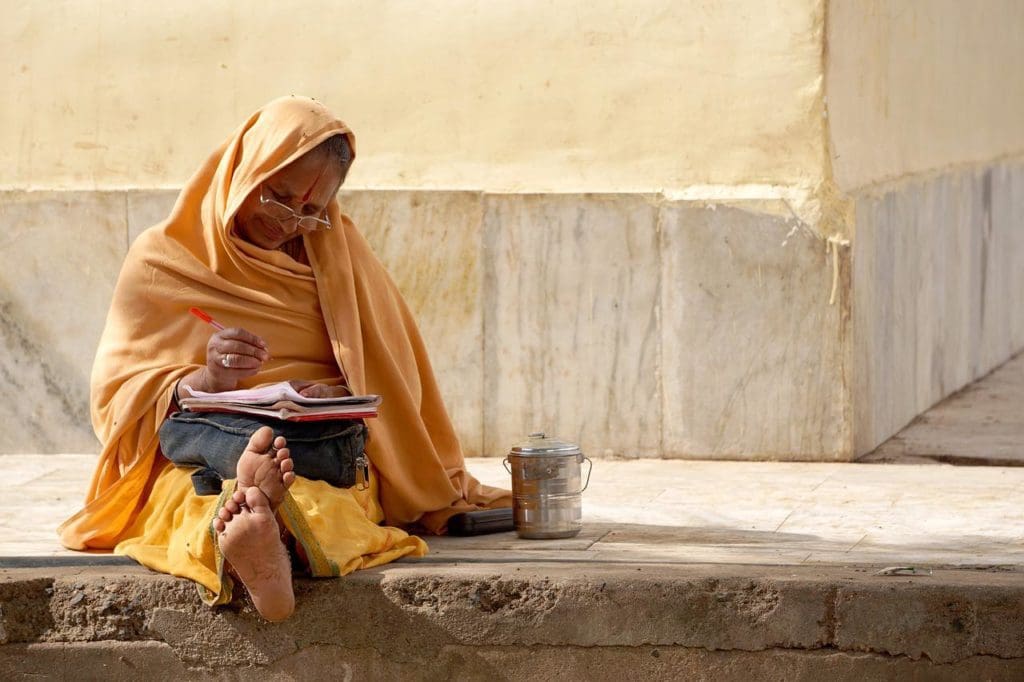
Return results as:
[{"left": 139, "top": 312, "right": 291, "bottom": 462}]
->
[
  {"left": 476, "top": 190, "right": 487, "bottom": 456},
  {"left": 655, "top": 200, "right": 667, "bottom": 459},
  {"left": 822, "top": 0, "right": 857, "bottom": 458},
  {"left": 479, "top": 190, "right": 495, "bottom": 456},
  {"left": 123, "top": 191, "right": 129, "bottom": 252}
]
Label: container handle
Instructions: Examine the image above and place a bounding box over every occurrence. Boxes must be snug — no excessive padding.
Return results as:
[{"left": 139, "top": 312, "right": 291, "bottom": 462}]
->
[
  {"left": 579, "top": 456, "right": 593, "bottom": 493},
  {"left": 502, "top": 457, "right": 512, "bottom": 475}
]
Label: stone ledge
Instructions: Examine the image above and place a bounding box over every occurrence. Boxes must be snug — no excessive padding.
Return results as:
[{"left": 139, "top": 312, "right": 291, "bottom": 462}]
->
[
  {"left": 2, "top": 563, "right": 1022, "bottom": 673},
  {"left": 2, "top": 641, "right": 1022, "bottom": 681}
]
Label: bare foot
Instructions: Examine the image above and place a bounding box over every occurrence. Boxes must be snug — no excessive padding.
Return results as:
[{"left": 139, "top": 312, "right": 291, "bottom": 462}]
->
[
  {"left": 214, "top": 486, "right": 295, "bottom": 622},
  {"left": 236, "top": 426, "right": 295, "bottom": 511}
]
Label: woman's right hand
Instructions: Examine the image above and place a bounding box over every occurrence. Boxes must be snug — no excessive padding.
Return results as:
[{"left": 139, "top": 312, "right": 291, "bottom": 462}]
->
[{"left": 203, "top": 327, "right": 271, "bottom": 392}]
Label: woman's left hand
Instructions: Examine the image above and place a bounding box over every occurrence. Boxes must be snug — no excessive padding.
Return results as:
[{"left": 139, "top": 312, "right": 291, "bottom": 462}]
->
[{"left": 289, "top": 380, "right": 353, "bottom": 398}]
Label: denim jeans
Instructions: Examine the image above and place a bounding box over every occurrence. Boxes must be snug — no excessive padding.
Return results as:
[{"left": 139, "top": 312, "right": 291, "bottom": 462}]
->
[{"left": 158, "top": 412, "right": 368, "bottom": 495}]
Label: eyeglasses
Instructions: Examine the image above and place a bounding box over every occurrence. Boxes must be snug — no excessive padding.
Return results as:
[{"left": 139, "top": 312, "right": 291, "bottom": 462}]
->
[{"left": 259, "top": 185, "right": 332, "bottom": 231}]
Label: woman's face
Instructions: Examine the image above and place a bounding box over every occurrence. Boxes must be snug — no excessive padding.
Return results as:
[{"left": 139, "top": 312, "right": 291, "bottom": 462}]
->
[{"left": 234, "top": 148, "right": 349, "bottom": 250}]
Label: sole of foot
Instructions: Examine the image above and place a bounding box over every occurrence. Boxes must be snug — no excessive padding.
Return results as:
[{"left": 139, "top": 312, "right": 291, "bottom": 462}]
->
[
  {"left": 236, "top": 425, "right": 295, "bottom": 511},
  {"left": 215, "top": 486, "right": 295, "bottom": 622}
]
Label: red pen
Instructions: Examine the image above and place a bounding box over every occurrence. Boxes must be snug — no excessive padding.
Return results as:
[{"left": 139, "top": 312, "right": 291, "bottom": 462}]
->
[{"left": 189, "top": 307, "right": 225, "bottom": 331}]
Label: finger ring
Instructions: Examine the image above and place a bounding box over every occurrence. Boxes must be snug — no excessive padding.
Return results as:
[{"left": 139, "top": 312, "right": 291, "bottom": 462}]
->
[{"left": 221, "top": 355, "right": 230, "bottom": 368}]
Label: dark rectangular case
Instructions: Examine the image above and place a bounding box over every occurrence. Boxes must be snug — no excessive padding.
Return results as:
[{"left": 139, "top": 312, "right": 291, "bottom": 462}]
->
[{"left": 447, "top": 508, "right": 515, "bottom": 536}]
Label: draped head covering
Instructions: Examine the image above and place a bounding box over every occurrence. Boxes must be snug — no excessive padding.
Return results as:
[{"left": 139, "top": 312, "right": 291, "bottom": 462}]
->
[{"left": 59, "top": 96, "right": 509, "bottom": 549}]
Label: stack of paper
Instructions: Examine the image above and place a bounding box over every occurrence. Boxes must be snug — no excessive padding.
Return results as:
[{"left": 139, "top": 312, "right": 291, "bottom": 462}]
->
[{"left": 181, "top": 382, "right": 381, "bottom": 422}]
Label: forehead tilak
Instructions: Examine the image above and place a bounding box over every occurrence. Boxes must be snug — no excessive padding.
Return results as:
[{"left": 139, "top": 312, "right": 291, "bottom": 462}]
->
[{"left": 301, "top": 159, "right": 329, "bottom": 203}]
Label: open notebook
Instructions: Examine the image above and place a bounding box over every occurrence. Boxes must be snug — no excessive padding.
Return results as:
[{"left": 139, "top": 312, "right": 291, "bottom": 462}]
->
[{"left": 180, "top": 382, "right": 381, "bottom": 422}]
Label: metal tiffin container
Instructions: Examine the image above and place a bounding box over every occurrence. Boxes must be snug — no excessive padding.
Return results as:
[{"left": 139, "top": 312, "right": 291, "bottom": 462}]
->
[{"left": 503, "top": 432, "right": 593, "bottom": 539}]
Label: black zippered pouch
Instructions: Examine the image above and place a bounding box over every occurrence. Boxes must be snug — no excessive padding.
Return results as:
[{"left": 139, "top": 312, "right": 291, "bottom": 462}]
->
[{"left": 158, "top": 411, "right": 368, "bottom": 495}]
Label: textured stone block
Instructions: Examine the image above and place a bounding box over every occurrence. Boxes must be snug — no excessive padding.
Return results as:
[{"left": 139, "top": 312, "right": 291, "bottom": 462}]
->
[
  {"left": 834, "top": 582, "right": 1024, "bottom": 664},
  {"left": 4, "top": 565, "right": 1023, "bottom": 676},
  {"left": 3, "top": 642, "right": 1022, "bottom": 681},
  {"left": 852, "top": 160, "right": 1024, "bottom": 454},
  {"left": 660, "top": 201, "right": 847, "bottom": 459},
  {"left": 0, "top": 191, "right": 127, "bottom": 453},
  {"left": 127, "top": 189, "right": 178, "bottom": 243},
  {"left": 983, "top": 163, "right": 1024, "bottom": 367},
  {"left": 481, "top": 194, "right": 662, "bottom": 457},
  {"left": 340, "top": 190, "right": 486, "bottom": 455}
]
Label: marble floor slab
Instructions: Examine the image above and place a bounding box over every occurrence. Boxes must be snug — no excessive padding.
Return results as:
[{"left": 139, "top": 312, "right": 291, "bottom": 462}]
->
[{"left": 3, "top": 455, "right": 1021, "bottom": 571}]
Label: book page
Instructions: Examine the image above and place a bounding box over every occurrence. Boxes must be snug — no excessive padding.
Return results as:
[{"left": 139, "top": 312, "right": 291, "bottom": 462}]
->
[{"left": 183, "top": 381, "right": 380, "bottom": 406}]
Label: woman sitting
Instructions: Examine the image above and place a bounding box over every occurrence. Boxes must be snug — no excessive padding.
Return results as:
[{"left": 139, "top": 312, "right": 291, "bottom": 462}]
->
[{"left": 59, "top": 96, "right": 510, "bottom": 621}]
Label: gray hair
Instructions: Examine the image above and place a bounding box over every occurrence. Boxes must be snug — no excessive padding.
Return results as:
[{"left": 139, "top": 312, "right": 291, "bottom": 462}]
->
[{"left": 315, "top": 134, "right": 353, "bottom": 168}]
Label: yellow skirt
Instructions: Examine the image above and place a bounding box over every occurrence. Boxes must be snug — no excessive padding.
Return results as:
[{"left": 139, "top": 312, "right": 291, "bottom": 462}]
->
[{"left": 113, "top": 464, "right": 428, "bottom": 604}]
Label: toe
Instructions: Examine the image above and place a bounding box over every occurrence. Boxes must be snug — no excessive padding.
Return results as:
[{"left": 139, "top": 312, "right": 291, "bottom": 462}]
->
[
  {"left": 279, "top": 457, "right": 294, "bottom": 473},
  {"left": 244, "top": 484, "right": 272, "bottom": 512},
  {"left": 282, "top": 471, "right": 296, "bottom": 488},
  {"left": 213, "top": 518, "right": 226, "bottom": 533},
  {"left": 231, "top": 489, "right": 247, "bottom": 505},
  {"left": 218, "top": 506, "right": 233, "bottom": 523},
  {"left": 247, "top": 426, "right": 275, "bottom": 453}
]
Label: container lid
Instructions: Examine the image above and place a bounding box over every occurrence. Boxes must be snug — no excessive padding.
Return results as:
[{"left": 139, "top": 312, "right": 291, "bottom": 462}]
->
[{"left": 510, "top": 432, "right": 581, "bottom": 457}]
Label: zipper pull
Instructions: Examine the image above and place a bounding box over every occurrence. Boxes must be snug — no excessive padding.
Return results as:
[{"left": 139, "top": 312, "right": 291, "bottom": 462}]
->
[{"left": 356, "top": 453, "right": 370, "bottom": 490}]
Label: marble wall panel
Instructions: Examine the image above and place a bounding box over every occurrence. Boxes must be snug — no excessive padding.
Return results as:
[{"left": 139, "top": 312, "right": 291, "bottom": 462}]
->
[
  {"left": 127, "top": 190, "right": 179, "bottom": 243},
  {"left": 851, "top": 189, "right": 899, "bottom": 455},
  {"left": 0, "top": 191, "right": 127, "bottom": 453},
  {"left": 660, "top": 203, "right": 848, "bottom": 459},
  {"left": 15, "top": 170, "right": 1017, "bottom": 460},
  {"left": 852, "top": 176, "right": 972, "bottom": 455},
  {"left": 983, "top": 163, "right": 1024, "bottom": 367},
  {"left": 339, "top": 190, "right": 486, "bottom": 455},
  {"left": 481, "top": 194, "right": 662, "bottom": 458},
  {"left": 852, "top": 159, "right": 1024, "bottom": 455}
]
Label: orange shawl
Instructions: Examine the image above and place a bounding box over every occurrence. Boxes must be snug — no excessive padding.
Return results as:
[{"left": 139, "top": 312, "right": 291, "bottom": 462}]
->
[{"left": 59, "top": 96, "right": 508, "bottom": 549}]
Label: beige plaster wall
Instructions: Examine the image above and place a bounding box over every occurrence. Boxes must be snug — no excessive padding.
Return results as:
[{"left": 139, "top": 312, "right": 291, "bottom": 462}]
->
[
  {"left": 1, "top": 0, "right": 826, "bottom": 193},
  {"left": 4, "top": 1, "right": 1023, "bottom": 461},
  {"left": 9, "top": 1, "right": 1021, "bottom": 196},
  {"left": 827, "top": 0, "right": 1024, "bottom": 192},
  {"left": 827, "top": 0, "right": 1024, "bottom": 454}
]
